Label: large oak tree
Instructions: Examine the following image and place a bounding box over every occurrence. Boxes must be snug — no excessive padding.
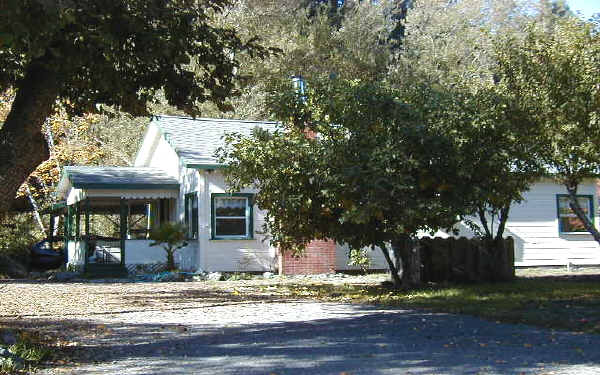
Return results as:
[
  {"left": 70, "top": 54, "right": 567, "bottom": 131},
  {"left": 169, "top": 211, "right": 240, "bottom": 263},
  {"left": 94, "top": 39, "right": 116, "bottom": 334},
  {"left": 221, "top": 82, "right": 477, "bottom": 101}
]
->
[{"left": 0, "top": 0, "right": 271, "bottom": 212}]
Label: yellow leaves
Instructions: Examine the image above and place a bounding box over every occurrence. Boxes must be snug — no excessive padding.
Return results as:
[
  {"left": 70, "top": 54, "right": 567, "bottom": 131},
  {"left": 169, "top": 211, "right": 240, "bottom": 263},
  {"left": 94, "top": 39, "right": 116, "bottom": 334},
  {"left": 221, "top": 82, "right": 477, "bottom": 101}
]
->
[{"left": 0, "top": 88, "right": 14, "bottom": 122}]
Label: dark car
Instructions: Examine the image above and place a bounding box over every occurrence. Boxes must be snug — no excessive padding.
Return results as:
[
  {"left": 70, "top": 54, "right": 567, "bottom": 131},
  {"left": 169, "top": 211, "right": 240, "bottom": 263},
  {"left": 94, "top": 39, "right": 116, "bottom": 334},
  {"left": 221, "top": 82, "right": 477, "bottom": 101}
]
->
[{"left": 30, "top": 240, "right": 64, "bottom": 271}]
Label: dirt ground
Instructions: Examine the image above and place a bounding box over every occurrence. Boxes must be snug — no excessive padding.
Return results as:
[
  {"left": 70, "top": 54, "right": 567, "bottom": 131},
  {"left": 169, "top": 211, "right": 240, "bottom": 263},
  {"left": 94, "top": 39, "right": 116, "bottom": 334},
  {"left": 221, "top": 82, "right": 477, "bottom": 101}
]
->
[
  {"left": 1, "top": 267, "right": 599, "bottom": 319},
  {"left": 1, "top": 268, "right": 599, "bottom": 374}
]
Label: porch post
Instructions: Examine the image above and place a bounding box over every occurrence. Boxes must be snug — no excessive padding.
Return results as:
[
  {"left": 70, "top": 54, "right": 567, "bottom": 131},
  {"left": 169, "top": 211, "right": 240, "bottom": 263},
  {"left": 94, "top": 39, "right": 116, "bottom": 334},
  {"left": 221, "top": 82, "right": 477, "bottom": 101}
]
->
[
  {"left": 65, "top": 205, "right": 72, "bottom": 242},
  {"left": 120, "top": 198, "right": 127, "bottom": 266},
  {"left": 84, "top": 198, "right": 90, "bottom": 237},
  {"left": 49, "top": 214, "right": 55, "bottom": 250},
  {"left": 75, "top": 202, "right": 81, "bottom": 241}
]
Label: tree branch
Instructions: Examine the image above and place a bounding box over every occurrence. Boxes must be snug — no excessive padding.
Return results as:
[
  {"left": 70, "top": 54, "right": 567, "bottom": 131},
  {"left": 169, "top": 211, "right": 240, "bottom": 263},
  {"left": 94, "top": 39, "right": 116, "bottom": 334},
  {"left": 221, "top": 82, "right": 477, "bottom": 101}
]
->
[
  {"left": 565, "top": 182, "right": 600, "bottom": 244},
  {"left": 477, "top": 205, "right": 493, "bottom": 239}
]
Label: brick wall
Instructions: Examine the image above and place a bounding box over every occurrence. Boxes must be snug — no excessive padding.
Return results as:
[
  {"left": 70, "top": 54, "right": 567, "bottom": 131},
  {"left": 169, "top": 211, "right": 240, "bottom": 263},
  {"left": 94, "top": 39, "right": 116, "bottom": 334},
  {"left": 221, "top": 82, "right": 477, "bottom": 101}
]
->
[{"left": 279, "top": 240, "right": 336, "bottom": 275}]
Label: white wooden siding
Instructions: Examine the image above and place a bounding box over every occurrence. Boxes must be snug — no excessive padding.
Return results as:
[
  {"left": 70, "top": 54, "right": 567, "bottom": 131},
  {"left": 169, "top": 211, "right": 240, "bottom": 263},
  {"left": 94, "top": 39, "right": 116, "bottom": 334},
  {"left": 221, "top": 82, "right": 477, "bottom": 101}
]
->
[
  {"left": 335, "top": 244, "right": 389, "bottom": 271},
  {"left": 452, "top": 180, "right": 600, "bottom": 267},
  {"left": 195, "top": 172, "right": 276, "bottom": 272},
  {"left": 134, "top": 123, "right": 160, "bottom": 167},
  {"left": 508, "top": 181, "right": 600, "bottom": 266}
]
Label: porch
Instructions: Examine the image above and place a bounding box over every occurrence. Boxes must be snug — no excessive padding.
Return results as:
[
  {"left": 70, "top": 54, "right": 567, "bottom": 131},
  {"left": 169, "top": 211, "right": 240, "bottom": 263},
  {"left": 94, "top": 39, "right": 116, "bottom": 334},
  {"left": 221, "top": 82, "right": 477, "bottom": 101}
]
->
[{"left": 53, "top": 166, "right": 196, "bottom": 276}]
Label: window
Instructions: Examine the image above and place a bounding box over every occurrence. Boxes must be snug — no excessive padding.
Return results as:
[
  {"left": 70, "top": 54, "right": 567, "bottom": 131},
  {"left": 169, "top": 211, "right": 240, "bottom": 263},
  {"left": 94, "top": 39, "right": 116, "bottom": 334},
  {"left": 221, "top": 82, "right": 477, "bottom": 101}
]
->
[
  {"left": 185, "top": 193, "right": 198, "bottom": 239},
  {"left": 557, "top": 195, "right": 594, "bottom": 233},
  {"left": 211, "top": 193, "right": 253, "bottom": 240}
]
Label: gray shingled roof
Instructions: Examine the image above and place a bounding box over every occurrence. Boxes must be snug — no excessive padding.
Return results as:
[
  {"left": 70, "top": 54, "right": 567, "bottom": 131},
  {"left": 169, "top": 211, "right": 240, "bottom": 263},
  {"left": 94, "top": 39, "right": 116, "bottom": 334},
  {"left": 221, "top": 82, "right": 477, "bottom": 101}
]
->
[
  {"left": 151, "top": 115, "right": 279, "bottom": 167},
  {"left": 63, "top": 166, "right": 179, "bottom": 189}
]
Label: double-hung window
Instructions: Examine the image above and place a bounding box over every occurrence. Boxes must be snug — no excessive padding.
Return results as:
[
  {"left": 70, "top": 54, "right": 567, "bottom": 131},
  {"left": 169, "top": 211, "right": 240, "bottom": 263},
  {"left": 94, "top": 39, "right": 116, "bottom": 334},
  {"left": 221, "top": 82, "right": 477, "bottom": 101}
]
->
[
  {"left": 211, "top": 193, "right": 253, "bottom": 240},
  {"left": 185, "top": 193, "right": 198, "bottom": 239},
  {"left": 557, "top": 195, "right": 594, "bottom": 233}
]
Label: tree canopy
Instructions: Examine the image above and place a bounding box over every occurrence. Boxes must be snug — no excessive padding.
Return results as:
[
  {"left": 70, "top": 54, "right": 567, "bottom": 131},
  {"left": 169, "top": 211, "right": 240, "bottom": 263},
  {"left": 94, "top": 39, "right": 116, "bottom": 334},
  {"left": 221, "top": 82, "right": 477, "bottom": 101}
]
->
[
  {"left": 495, "top": 17, "right": 600, "bottom": 242},
  {"left": 220, "top": 78, "right": 480, "bottom": 286},
  {"left": 0, "top": 0, "right": 272, "bottom": 212}
]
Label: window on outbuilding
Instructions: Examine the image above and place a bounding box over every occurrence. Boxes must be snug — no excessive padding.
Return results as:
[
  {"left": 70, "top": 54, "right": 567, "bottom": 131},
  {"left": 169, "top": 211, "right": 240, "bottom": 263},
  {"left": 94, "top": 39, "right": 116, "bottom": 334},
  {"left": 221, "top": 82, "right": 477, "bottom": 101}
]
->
[
  {"left": 185, "top": 193, "right": 198, "bottom": 239},
  {"left": 211, "top": 193, "right": 253, "bottom": 240},
  {"left": 557, "top": 195, "right": 594, "bottom": 233}
]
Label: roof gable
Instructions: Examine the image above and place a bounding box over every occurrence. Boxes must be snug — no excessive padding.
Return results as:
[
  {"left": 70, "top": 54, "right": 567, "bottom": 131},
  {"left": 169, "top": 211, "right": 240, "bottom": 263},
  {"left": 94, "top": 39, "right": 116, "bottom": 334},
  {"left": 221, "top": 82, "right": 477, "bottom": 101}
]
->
[{"left": 149, "top": 115, "right": 279, "bottom": 167}]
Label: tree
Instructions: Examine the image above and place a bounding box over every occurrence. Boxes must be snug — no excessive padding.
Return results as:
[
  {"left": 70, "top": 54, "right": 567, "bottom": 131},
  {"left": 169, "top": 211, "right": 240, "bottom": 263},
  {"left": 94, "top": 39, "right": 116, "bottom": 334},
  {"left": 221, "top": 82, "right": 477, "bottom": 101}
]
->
[
  {"left": 0, "top": 0, "right": 272, "bottom": 212},
  {"left": 197, "top": 0, "right": 395, "bottom": 119},
  {"left": 220, "top": 78, "right": 474, "bottom": 287},
  {"left": 389, "top": 0, "right": 543, "bottom": 257},
  {"left": 149, "top": 222, "right": 188, "bottom": 272},
  {"left": 495, "top": 17, "right": 600, "bottom": 244}
]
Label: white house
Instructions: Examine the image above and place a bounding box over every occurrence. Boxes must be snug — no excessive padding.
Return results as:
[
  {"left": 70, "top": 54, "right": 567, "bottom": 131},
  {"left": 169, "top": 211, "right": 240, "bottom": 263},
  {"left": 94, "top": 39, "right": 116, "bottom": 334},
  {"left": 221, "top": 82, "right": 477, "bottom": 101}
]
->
[
  {"left": 52, "top": 115, "right": 600, "bottom": 276},
  {"left": 487, "top": 180, "right": 600, "bottom": 267}
]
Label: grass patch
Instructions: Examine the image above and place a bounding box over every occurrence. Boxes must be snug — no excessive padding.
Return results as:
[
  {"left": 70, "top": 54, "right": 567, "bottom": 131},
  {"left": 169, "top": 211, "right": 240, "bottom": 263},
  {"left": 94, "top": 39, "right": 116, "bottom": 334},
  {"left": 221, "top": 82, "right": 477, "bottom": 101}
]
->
[{"left": 253, "top": 277, "right": 600, "bottom": 334}]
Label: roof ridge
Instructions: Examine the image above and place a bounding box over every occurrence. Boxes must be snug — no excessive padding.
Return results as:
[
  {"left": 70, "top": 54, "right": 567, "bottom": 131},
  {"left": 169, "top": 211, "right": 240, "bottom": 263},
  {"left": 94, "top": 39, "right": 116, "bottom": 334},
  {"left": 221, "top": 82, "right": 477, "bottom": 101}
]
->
[
  {"left": 152, "top": 114, "right": 278, "bottom": 125},
  {"left": 64, "top": 166, "right": 156, "bottom": 170}
]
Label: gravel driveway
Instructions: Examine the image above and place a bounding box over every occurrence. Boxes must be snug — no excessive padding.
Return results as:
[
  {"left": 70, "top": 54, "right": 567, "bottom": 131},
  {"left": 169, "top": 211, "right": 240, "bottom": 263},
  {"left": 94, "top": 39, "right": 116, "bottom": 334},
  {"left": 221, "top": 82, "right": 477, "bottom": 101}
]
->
[{"left": 1, "top": 277, "right": 599, "bottom": 375}]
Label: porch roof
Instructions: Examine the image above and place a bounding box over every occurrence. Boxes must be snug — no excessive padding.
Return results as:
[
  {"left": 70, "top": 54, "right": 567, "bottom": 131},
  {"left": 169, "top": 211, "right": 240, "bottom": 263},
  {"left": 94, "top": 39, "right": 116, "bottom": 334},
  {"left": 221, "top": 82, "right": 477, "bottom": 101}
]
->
[{"left": 59, "top": 166, "right": 179, "bottom": 190}]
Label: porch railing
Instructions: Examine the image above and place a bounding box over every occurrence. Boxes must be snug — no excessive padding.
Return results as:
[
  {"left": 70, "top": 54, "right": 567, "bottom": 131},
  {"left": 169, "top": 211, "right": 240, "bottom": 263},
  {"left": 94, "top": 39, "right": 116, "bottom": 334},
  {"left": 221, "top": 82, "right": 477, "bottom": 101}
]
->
[{"left": 86, "top": 239, "right": 122, "bottom": 264}]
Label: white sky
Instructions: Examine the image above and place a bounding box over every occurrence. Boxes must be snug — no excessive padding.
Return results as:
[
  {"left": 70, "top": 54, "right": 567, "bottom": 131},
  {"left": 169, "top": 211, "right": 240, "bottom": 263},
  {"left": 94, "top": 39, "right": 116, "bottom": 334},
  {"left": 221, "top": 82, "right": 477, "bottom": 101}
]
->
[{"left": 567, "top": 0, "right": 600, "bottom": 19}]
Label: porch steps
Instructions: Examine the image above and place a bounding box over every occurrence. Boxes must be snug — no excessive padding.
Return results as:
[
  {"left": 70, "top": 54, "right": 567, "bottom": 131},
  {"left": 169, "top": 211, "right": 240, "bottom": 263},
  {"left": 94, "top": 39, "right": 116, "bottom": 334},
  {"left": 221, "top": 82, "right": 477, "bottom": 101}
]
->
[{"left": 85, "top": 264, "right": 129, "bottom": 278}]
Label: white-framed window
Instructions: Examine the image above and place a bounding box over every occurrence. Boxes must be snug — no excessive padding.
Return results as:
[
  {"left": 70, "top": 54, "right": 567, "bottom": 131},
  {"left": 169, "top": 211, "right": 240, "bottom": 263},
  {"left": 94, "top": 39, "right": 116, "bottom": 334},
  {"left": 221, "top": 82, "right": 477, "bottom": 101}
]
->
[
  {"left": 557, "top": 194, "right": 594, "bottom": 233},
  {"left": 211, "top": 193, "right": 254, "bottom": 240}
]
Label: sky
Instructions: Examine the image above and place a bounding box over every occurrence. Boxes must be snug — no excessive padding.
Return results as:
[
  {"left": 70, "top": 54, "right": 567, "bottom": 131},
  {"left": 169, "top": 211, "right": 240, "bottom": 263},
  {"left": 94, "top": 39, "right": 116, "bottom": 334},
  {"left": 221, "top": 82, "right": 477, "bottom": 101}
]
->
[{"left": 567, "top": 0, "right": 600, "bottom": 19}]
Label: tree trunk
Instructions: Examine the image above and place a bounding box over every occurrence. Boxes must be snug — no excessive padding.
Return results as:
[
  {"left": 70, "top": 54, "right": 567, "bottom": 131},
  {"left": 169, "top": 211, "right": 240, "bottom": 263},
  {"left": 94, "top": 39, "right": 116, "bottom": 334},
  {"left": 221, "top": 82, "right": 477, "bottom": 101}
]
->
[
  {"left": 166, "top": 249, "right": 176, "bottom": 271},
  {"left": 486, "top": 238, "right": 514, "bottom": 282},
  {"left": 392, "top": 234, "right": 421, "bottom": 287},
  {"left": 379, "top": 243, "right": 402, "bottom": 288},
  {"left": 565, "top": 182, "right": 600, "bottom": 244},
  {"left": 0, "top": 63, "right": 59, "bottom": 213},
  {"left": 477, "top": 204, "right": 514, "bottom": 282}
]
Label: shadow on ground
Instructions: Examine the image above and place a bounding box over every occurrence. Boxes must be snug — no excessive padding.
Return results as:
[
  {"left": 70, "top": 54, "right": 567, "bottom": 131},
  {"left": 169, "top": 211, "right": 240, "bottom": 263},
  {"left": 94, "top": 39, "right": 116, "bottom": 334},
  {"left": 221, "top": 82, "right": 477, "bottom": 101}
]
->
[{"left": 3, "top": 304, "right": 599, "bottom": 375}]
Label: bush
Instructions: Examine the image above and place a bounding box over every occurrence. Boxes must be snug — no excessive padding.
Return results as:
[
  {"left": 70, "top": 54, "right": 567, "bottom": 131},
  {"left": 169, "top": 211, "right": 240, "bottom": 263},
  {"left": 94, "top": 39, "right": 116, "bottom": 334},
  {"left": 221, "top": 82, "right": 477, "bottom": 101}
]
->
[
  {"left": 149, "top": 222, "right": 188, "bottom": 271},
  {"left": 0, "top": 214, "right": 43, "bottom": 277},
  {"left": 348, "top": 248, "right": 371, "bottom": 273}
]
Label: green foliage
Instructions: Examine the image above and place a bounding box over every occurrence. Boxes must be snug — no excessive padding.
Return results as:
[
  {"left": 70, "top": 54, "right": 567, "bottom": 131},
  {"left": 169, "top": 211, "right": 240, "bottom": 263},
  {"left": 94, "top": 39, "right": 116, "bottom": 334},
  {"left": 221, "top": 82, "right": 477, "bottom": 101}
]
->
[
  {"left": 149, "top": 222, "right": 188, "bottom": 271},
  {"left": 220, "top": 77, "right": 481, "bottom": 286},
  {"left": 495, "top": 17, "right": 600, "bottom": 241},
  {"left": 0, "top": 330, "right": 52, "bottom": 375},
  {"left": 391, "top": 0, "right": 546, "bottom": 241},
  {"left": 496, "top": 18, "right": 600, "bottom": 184},
  {"left": 9, "top": 335, "right": 51, "bottom": 362},
  {"left": 0, "top": 214, "right": 42, "bottom": 260},
  {"left": 0, "top": 0, "right": 273, "bottom": 115},
  {"left": 224, "top": 272, "right": 255, "bottom": 281},
  {"left": 0, "top": 0, "right": 275, "bottom": 213},
  {"left": 347, "top": 248, "right": 371, "bottom": 274},
  {"left": 0, "top": 214, "right": 43, "bottom": 277},
  {"left": 199, "top": 0, "right": 395, "bottom": 119}
]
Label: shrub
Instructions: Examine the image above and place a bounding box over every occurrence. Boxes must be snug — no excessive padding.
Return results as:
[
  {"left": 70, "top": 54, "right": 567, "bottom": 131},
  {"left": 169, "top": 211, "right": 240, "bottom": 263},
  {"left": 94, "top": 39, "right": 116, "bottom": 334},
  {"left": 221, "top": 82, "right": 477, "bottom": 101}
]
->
[
  {"left": 348, "top": 248, "right": 371, "bottom": 273},
  {"left": 149, "top": 222, "right": 188, "bottom": 271}
]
